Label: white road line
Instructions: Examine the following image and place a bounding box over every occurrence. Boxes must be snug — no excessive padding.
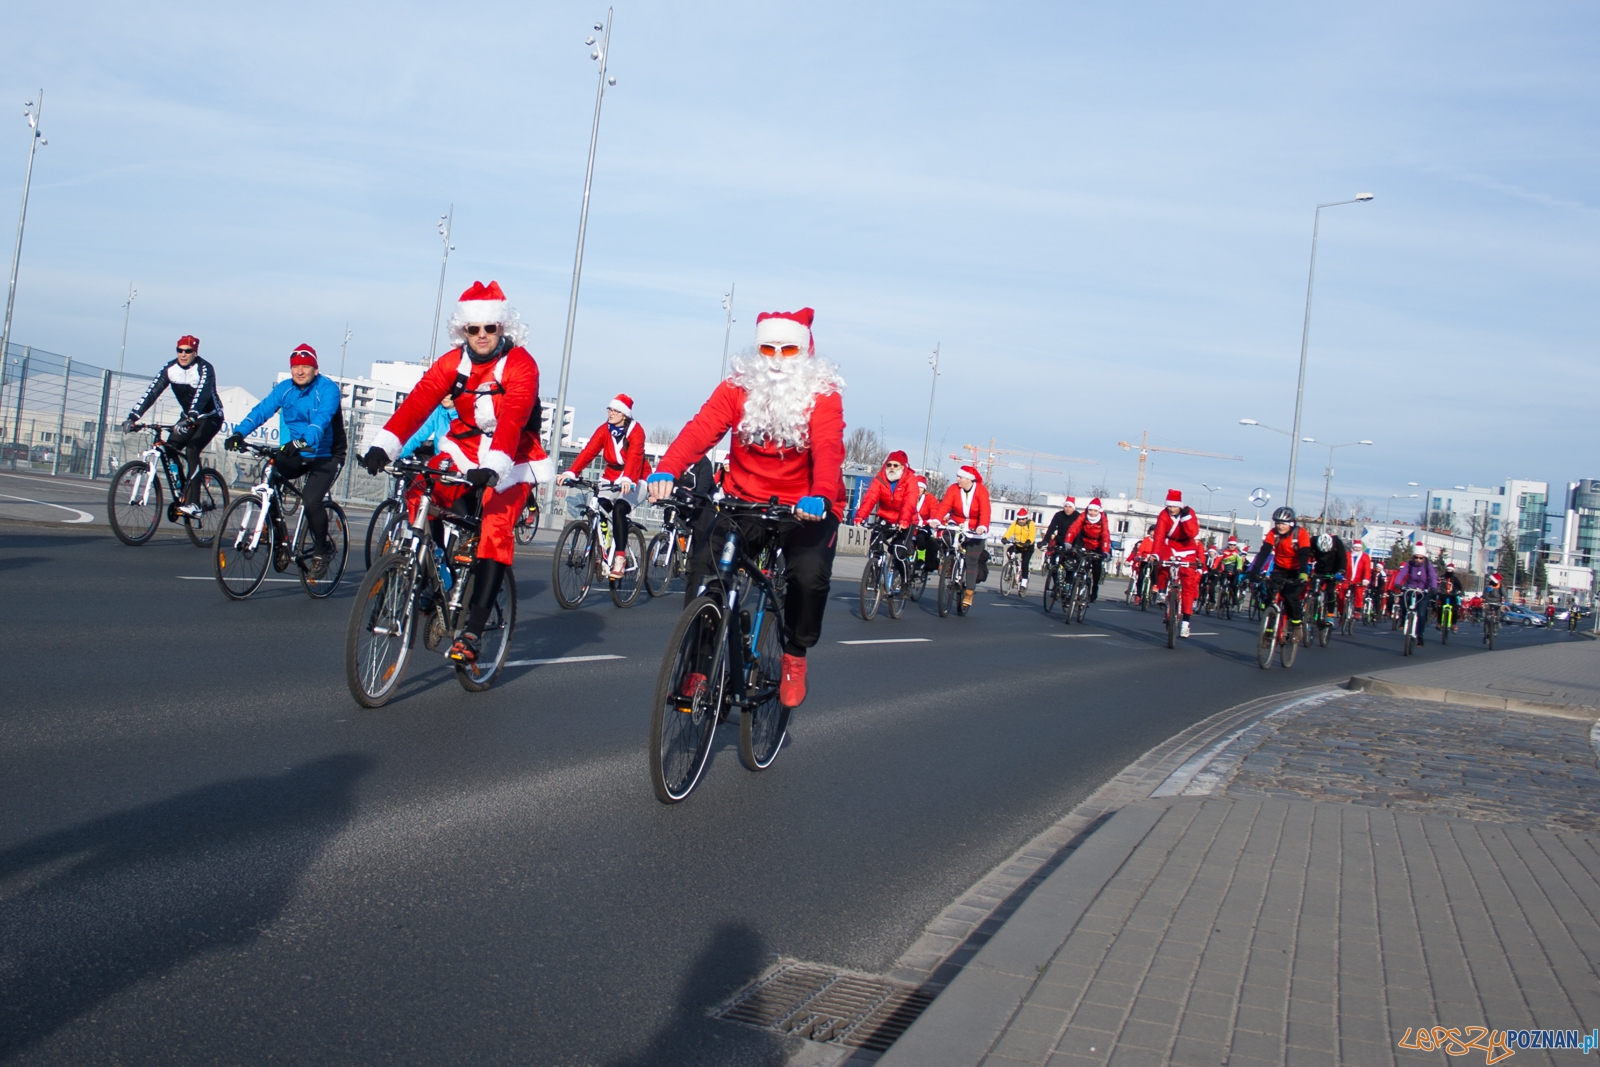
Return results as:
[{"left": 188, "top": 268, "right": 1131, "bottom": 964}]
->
[
  {"left": 0, "top": 493, "right": 94, "bottom": 523},
  {"left": 837, "top": 638, "right": 932, "bottom": 645},
  {"left": 1189, "top": 632, "right": 1220, "bottom": 636},
  {"left": 502, "top": 654, "right": 627, "bottom": 667},
  {"left": 1047, "top": 633, "right": 1111, "bottom": 638},
  {"left": 177, "top": 575, "right": 302, "bottom": 582}
]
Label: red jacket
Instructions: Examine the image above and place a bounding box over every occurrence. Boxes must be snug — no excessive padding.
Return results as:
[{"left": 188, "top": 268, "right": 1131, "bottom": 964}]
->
[
  {"left": 1067, "top": 512, "right": 1113, "bottom": 553},
  {"left": 852, "top": 468, "right": 919, "bottom": 526},
  {"left": 1154, "top": 506, "right": 1202, "bottom": 558},
  {"left": 1346, "top": 549, "right": 1372, "bottom": 586},
  {"left": 917, "top": 488, "right": 937, "bottom": 523},
  {"left": 656, "top": 380, "right": 845, "bottom": 509},
  {"left": 936, "top": 482, "right": 991, "bottom": 532},
  {"left": 374, "top": 346, "right": 551, "bottom": 486},
  {"left": 1128, "top": 535, "right": 1155, "bottom": 564},
  {"left": 568, "top": 419, "right": 650, "bottom": 483}
]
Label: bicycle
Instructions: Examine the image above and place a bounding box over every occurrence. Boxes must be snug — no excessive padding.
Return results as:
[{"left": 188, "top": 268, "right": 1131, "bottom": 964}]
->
[
  {"left": 935, "top": 524, "right": 984, "bottom": 617},
  {"left": 1256, "top": 582, "right": 1300, "bottom": 669},
  {"left": 512, "top": 493, "right": 541, "bottom": 545},
  {"left": 214, "top": 442, "right": 348, "bottom": 601},
  {"left": 648, "top": 497, "right": 794, "bottom": 803},
  {"left": 550, "top": 478, "right": 646, "bottom": 609},
  {"left": 1482, "top": 598, "right": 1501, "bottom": 650},
  {"left": 1437, "top": 595, "right": 1458, "bottom": 644},
  {"left": 1400, "top": 588, "right": 1425, "bottom": 656},
  {"left": 645, "top": 488, "right": 697, "bottom": 598},
  {"left": 1159, "top": 557, "right": 1193, "bottom": 649},
  {"left": 107, "top": 421, "right": 229, "bottom": 548},
  {"left": 1134, "top": 557, "right": 1157, "bottom": 611},
  {"left": 1057, "top": 546, "right": 1094, "bottom": 626},
  {"left": 365, "top": 470, "right": 414, "bottom": 568},
  {"left": 1305, "top": 576, "right": 1334, "bottom": 648},
  {"left": 344, "top": 458, "right": 515, "bottom": 707},
  {"left": 859, "top": 520, "right": 911, "bottom": 620},
  {"left": 999, "top": 542, "right": 1024, "bottom": 597},
  {"left": 906, "top": 529, "right": 934, "bottom": 603}
]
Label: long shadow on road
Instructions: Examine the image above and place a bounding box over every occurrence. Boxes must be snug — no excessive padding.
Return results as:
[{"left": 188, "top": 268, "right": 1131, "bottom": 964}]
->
[{"left": 0, "top": 753, "right": 373, "bottom": 1059}]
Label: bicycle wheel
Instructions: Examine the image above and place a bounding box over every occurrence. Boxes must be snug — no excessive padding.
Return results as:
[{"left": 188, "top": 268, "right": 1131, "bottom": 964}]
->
[
  {"left": 551, "top": 520, "right": 594, "bottom": 609},
  {"left": 936, "top": 562, "right": 954, "bottom": 617},
  {"left": 1403, "top": 627, "right": 1415, "bottom": 656},
  {"left": 1043, "top": 567, "right": 1058, "bottom": 614},
  {"left": 610, "top": 528, "right": 647, "bottom": 608},
  {"left": 182, "top": 469, "right": 230, "bottom": 548},
  {"left": 1166, "top": 590, "right": 1179, "bottom": 649},
  {"left": 345, "top": 550, "right": 418, "bottom": 707},
  {"left": 1318, "top": 622, "right": 1331, "bottom": 648},
  {"left": 107, "top": 461, "right": 162, "bottom": 545},
  {"left": 1440, "top": 614, "right": 1450, "bottom": 644},
  {"left": 860, "top": 550, "right": 883, "bottom": 620},
  {"left": 1257, "top": 611, "right": 1277, "bottom": 669},
  {"left": 214, "top": 496, "right": 274, "bottom": 600},
  {"left": 366, "top": 498, "right": 401, "bottom": 568},
  {"left": 739, "top": 589, "right": 791, "bottom": 771},
  {"left": 1074, "top": 576, "right": 1090, "bottom": 623},
  {"left": 299, "top": 502, "right": 348, "bottom": 598},
  {"left": 885, "top": 560, "right": 907, "bottom": 619},
  {"left": 1281, "top": 623, "right": 1299, "bottom": 667},
  {"left": 513, "top": 501, "right": 540, "bottom": 545},
  {"left": 645, "top": 531, "right": 675, "bottom": 597},
  {"left": 649, "top": 596, "right": 724, "bottom": 802},
  {"left": 1486, "top": 619, "right": 1496, "bottom": 650},
  {"left": 907, "top": 559, "right": 928, "bottom": 602},
  {"left": 1001, "top": 558, "right": 1018, "bottom": 597},
  {"left": 456, "top": 565, "right": 517, "bottom": 692}
]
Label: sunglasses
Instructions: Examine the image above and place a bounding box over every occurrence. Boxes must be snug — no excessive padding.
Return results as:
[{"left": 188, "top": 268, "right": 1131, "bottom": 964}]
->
[
  {"left": 176, "top": 347, "right": 196, "bottom": 354},
  {"left": 464, "top": 324, "right": 500, "bottom": 336},
  {"left": 758, "top": 343, "right": 802, "bottom": 357},
  {"left": 885, "top": 462, "right": 904, "bottom": 469}
]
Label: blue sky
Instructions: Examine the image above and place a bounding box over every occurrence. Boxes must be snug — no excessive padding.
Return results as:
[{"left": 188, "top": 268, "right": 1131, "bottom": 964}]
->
[{"left": 3, "top": 1, "right": 1596, "bottom": 517}]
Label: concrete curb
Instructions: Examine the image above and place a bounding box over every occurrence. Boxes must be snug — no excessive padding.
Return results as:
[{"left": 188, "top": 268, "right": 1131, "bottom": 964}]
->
[{"left": 1347, "top": 674, "right": 1598, "bottom": 721}]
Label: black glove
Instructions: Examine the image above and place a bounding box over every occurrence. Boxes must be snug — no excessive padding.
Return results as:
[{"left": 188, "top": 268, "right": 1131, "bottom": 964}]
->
[
  {"left": 173, "top": 416, "right": 195, "bottom": 437},
  {"left": 277, "top": 441, "right": 302, "bottom": 462},
  {"left": 122, "top": 416, "right": 139, "bottom": 433},
  {"left": 225, "top": 432, "right": 246, "bottom": 452},
  {"left": 360, "top": 446, "right": 389, "bottom": 476},
  {"left": 466, "top": 467, "right": 499, "bottom": 489}
]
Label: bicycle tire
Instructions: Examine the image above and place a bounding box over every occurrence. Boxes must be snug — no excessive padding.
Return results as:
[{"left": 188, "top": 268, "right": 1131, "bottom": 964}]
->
[
  {"left": 739, "top": 588, "right": 791, "bottom": 771},
  {"left": 1257, "top": 611, "right": 1277, "bottom": 669},
  {"left": 366, "top": 498, "right": 401, "bottom": 569},
  {"left": 1281, "top": 625, "right": 1299, "bottom": 667},
  {"left": 214, "top": 496, "right": 274, "bottom": 600},
  {"left": 456, "top": 565, "right": 516, "bottom": 692},
  {"left": 345, "top": 550, "right": 418, "bottom": 707},
  {"left": 649, "top": 596, "right": 724, "bottom": 803},
  {"left": 1043, "top": 567, "right": 1059, "bottom": 614},
  {"left": 182, "top": 469, "right": 230, "bottom": 548},
  {"left": 1318, "top": 622, "right": 1331, "bottom": 648},
  {"left": 1440, "top": 611, "right": 1450, "bottom": 644},
  {"left": 860, "top": 549, "right": 883, "bottom": 620},
  {"left": 551, "top": 520, "right": 594, "bottom": 609},
  {"left": 955, "top": 575, "right": 970, "bottom": 615},
  {"left": 513, "top": 501, "right": 540, "bottom": 545},
  {"left": 610, "top": 528, "right": 648, "bottom": 608},
  {"left": 936, "top": 563, "right": 953, "bottom": 617},
  {"left": 1166, "top": 590, "right": 1179, "bottom": 649},
  {"left": 299, "top": 502, "right": 348, "bottom": 599},
  {"left": 107, "top": 460, "right": 162, "bottom": 545},
  {"left": 645, "top": 532, "right": 674, "bottom": 597},
  {"left": 885, "top": 559, "right": 907, "bottom": 619},
  {"left": 1486, "top": 619, "right": 1496, "bottom": 650},
  {"left": 907, "top": 560, "right": 927, "bottom": 602},
  {"left": 1403, "top": 630, "right": 1415, "bottom": 656}
]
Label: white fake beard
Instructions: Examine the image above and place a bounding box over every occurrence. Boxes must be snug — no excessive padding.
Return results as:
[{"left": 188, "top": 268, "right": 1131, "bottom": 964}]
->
[{"left": 729, "top": 350, "right": 844, "bottom": 451}]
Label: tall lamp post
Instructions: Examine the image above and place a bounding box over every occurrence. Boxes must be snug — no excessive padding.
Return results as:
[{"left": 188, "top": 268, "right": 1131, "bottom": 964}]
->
[
  {"left": 1200, "top": 482, "right": 1223, "bottom": 517},
  {"left": 1240, "top": 418, "right": 1313, "bottom": 505},
  {"left": 1385, "top": 492, "right": 1417, "bottom": 522},
  {"left": 718, "top": 284, "right": 735, "bottom": 382},
  {"left": 546, "top": 9, "right": 617, "bottom": 512},
  {"left": 114, "top": 282, "right": 136, "bottom": 417},
  {"left": 1301, "top": 437, "right": 1372, "bottom": 531},
  {"left": 1284, "top": 193, "right": 1373, "bottom": 510},
  {"left": 0, "top": 91, "right": 46, "bottom": 374},
  {"left": 426, "top": 207, "right": 454, "bottom": 364},
  {"left": 920, "top": 343, "right": 940, "bottom": 473}
]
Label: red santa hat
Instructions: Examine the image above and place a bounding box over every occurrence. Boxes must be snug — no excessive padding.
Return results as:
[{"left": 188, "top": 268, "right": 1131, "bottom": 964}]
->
[
  {"left": 957, "top": 465, "right": 981, "bottom": 483},
  {"left": 916, "top": 475, "right": 928, "bottom": 486},
  {"left": 1166, "top": 488, "right": 1183, "bottom": 503},
  {"left": 1227, "top": 535, "right": 1238, "bottom": 545},
  {"left": 885, "top": 450, "right": 909, "bottom": 467},
  {"left": 754, "top": 307, "right": 815, "bottom": 355},
  {"left": 289, "top": 343, "right": 318, "bottom": 368},
  {"left": 1017, "top": 507, "right": 1029, "bottom": 518},
  {"left": 1352, "top": 539, "right": 1364, "bottom": 549},
  {"left": 1065, "top": 496, "right": 1078, "bottom": 508},
  {"left": 457, "top": 280, "right": 509, "bottom": 324},
  {"left": 1087, "top": 498, "right": 1103, "bottom": 511},
  {"left": 607, "top": 393, "right": 634, "bottom": 418}
]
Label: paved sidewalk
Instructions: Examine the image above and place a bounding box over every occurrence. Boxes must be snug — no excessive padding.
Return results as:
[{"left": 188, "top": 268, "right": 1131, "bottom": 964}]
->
[
  {"left": 877, "top": 643, "right": 1600, "bottom": 1067},
  {"left": 1351, "top": 636, "right": 1599, "bottom": 717}
]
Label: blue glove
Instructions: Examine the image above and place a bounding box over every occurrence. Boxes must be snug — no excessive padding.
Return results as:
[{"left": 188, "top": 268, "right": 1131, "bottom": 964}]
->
[
  {"left": 1335, "top": 572, "right": 1346, "bottom": 580},
  {"left": 646, "top": 471, "right": 674, "bottom": 485},
  {"left": 795, "top": 495, "right": 828, "bottom": 519}
]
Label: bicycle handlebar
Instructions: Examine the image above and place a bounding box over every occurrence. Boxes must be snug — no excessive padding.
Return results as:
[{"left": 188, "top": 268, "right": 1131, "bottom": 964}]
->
[
  {"left": 717, "top": 497, "right": 797, "bottom": 521},
  {"left": 387, "top": 456, "right": 475, "bottom": 487}
]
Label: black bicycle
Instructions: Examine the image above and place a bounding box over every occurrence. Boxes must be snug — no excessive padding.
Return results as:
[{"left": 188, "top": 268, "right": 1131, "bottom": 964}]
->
[
  {"left": 649, "top": 498, "right": 794, "bottom": 803},
  {"left": 1400, "top": 588, "right": 1425, "bottom": 656},
  {"left": 107, "top": 422, "right": 229, "bottom": 547},
  {"left": 345, "top": 458, "right": 515, "bottom": 707},
  {"left": 214, "top": 443, "right": 348, "bottom": 601},
  {"left": 1056, "top": 545, "right": 1092, "bottom": 625},
  {"left": 551, "top": 478, "right": 646, "bottom": 609},
  {"left": 1482, "top": 597, "right": 1501, "bottom": 650},
  {"left": 645, "top": 488, "right": 697, "bottom": 598},
  {"left": 860, "top": 520, "right": 911, "bottom": 620}
]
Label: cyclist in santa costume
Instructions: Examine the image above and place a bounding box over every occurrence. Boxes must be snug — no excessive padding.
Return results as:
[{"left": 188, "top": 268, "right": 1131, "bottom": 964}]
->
[
  {"left": 562, "top": 393, "right": 651, "bottom": 579},
  {"left": 360, "top": 281, "right": 555, "bottom": 664},
  {"left": 648, "top": 307, "right": 845, "bottom": 709},
  {"left": 1153, "top": 487, "right": 1203, "bottom": 637}
]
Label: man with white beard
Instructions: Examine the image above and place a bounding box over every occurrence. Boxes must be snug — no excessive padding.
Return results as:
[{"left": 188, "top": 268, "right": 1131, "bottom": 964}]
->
[{"left": 648, "top": 307, "right": 846, "bottom": 709}]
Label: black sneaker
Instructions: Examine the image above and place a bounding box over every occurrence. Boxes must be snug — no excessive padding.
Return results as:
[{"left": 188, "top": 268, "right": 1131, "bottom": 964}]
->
[
  {"left": 448, "top": 633, "right": 480, "bottom": 663},
  {"left": 307, "top": 543, "right": 334, "bottom": 580}
]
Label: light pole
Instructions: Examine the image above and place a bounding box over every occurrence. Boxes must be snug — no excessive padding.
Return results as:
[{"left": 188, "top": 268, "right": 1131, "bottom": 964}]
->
[
  {"left": 0, "top": 91, "right": 46, "bottom": 375},
  {"left": 114, "top": 282, "right": 136, "bottom": 417},
  {"left": 426, "top": 207, "right": 454, "bottom": 365},
  {"left": 1385, "top": 493, "right": 1417, "bottom": 522},
  {"left": 1239, "top": 418, "right": 1305, "bottom": 507},
  {"left": 1200, "top": 482, "right": 1223, "bottom": 517},
  {"left": 1285, "top": 193, "right": 1373, "bottom": 510},
  {"left": 920, "top": 343, "right": 940, "bottom": 473},
  {"left": 1301, "top": 437, "right": 1372, "bottom": 532},
  {"left": 718, "top": 284, "right": 735, "bottom": 382}
]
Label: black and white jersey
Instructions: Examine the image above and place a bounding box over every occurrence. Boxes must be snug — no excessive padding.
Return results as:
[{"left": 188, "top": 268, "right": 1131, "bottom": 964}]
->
[{"left": 130, "top": 356, "right": 221, "bottom": 420}]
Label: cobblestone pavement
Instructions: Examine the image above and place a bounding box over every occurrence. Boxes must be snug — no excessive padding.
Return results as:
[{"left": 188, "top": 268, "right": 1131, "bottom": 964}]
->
[{"left": 877, "top": 688, "right": 1600, "bottom": 1067}]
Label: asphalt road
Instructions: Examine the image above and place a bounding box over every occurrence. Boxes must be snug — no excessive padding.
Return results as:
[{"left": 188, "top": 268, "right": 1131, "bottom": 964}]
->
[{"left": 0, "top": 518, "right": 1567, "bottom": 1065}]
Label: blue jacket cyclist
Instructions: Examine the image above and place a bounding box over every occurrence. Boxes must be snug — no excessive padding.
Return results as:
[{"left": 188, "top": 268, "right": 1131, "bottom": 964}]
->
[
  {"left": 399, "top": 397, "right": 454, "bottom": 459},
  {"left": 226, "top": 344, "right": 346, "bottom": 578}
]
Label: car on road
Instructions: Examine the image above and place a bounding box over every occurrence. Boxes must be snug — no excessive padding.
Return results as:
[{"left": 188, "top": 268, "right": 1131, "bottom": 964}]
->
[
  {"left": 0, "top": 442, "right": 28, "bottom": 462},
  {"left": 28, "top": 444, "right": 56, "bottom": 463},
  {"left": 1502, "top": 607, "right": 1546, "bottom": 627}
]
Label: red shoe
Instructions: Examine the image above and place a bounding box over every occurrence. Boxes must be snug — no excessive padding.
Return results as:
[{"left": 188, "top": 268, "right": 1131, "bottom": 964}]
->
[
  {"left": 677, "top": 671, "right": 707, "bottom": 707},
  {"left": 447, "top": 634, "right": 480, "bottom": 663},
  {"left": 779, "top": 654, "right": 807, "bottom": 708}
]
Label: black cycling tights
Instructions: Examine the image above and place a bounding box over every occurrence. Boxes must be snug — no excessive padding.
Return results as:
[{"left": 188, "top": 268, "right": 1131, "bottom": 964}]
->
[{"left": 463, "top": 558, "right": 506, "bottom": 636}]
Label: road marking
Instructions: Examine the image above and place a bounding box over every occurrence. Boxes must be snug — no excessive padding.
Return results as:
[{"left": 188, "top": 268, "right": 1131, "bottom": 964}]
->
[
  {"left": 0, "top": 492, "right": 94, "bottom": 522},
  {"left": 837, "top": 638, "right": 932, "bottom": 645},
  {"left": 503, "top": 654, "right": 627, "bottom": 667},
  {"left": 177, "top": 575, "right": 302, "bottom": 582},
  {"left": 1048, "top": 633, "right": 1111, "bottom": 638},
  {"left": 1188, "top": 632, "right": 1220, "bottom": 636}
]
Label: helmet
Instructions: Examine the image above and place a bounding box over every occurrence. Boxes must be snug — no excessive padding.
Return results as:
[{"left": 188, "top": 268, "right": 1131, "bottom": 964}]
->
[
  {"left": 1316, "top": 533, "right": 1333, "bottom": 553},
  {"left": 1271, "top": 506, "right": 1296, "bottom": 525}
]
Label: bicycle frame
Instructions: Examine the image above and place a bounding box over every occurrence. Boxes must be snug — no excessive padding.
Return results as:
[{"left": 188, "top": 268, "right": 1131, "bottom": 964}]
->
[
  {"left": 700, "top": 503, "right": 793, "bottom": 712},
  {"left": 124, "top": 427, "right": 188, "bottom": 508}
]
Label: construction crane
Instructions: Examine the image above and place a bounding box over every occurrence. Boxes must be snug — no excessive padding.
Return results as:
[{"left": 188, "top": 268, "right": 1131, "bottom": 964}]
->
[
  {"left": 1116, "top": 430, "right": 1242, "bottom": 502},
  {"left": 955, "top": 440, "right": 1098, "bottom": 484}
]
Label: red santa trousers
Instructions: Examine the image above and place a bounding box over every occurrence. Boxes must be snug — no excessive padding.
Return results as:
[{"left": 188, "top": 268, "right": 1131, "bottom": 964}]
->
[
  {"left": 1155, "top": 549, "right": 1201, "bottom": 615},
  {"left": 407, "top": 476, "right": 530, "bottom": 567}
]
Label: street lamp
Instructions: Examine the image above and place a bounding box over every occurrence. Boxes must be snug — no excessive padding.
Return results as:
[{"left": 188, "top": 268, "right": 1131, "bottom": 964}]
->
[
  {"left": 0, "top": 91, "right": 47, "bottom": 376},
  {"left": 547, "top": 9, "right": 616, "bottom": 513},
  {"left": 718, "top": 284, "right": 735, "bottom": 382},
  {"left": 1284, "top": 192, "right": 1374, "bottom": 511},
  {"left": 1301, "top": 438, "right": 1372, "bottom": 531},
  {"left": 1200, "top": 482, "right": 1223, "bottom": 516},
  {"left": 114, "top": 282, "right": 137, "bottom": 418},
  {"left": 1385, "top": 493, "right": 1417, "bottom": 522},
  {"left": 920, "top": 343, "right": 939, "bottom": 473},
  {"left": 426, "top": 207, "right": 455, "bottom": 365}
]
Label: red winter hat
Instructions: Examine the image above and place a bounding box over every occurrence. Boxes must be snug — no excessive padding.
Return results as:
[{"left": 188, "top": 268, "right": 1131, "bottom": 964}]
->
[
  {"left": 1087, "top": 498, "right": 1103, "bottom": 510},
  {"left": 1065, "top": 497, "right": 1078, "bottom": 508},
  {"left": 885, "top": 450, "right": 909, "bottom": 467},
  {"left": 754, "top": 307, "right": 815, "bottom": 355},
  {"left": 1165, "top": 488, "right": 1183, "bottom": 503},
  {"left": 457, "top": 280, "right": 510, "bottom": 323},
  {"left": 177, "top": 334, "right": 199, "bottom": 350},
  {"left": 1016, "top": 507, "right": 1029, "bottom": 518},
  {"left": 608, "top": 394, "right": 634, "bottom": 417},
  {"left": 289, "top": 343, "right": 318, "bottom": 368},
  {"left": 958, "top": 465, "right": 981, "bottom": 483}
]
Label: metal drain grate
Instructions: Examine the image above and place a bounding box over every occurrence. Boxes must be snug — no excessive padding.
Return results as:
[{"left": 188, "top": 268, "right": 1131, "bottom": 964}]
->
[{"left": 711, "top": 961, "right": 936, "bottom": 1052}]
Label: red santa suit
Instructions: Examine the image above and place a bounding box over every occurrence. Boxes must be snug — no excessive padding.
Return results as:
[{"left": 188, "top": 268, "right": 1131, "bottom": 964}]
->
[
  {"left": 568, "top": 413, "right": 650, "bottom": 484},
  {"left": 936, "top": 477, "right": 991, "bottom": 532},
  {"left": 1343, "top": 545, "right": 1373, "bottom": 613},
  {"left": 851, "top": 452, "right": 920, "bottom": 527},
  {"left": 1153, "top": 491, "right": 1203, "bottom": 615},
  {"left": 1066, "top": 510, "right": 1113, "bottom": 554}
]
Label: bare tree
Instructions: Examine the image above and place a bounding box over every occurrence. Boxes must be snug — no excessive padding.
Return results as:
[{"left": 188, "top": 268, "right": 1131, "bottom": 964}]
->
[
  {"left": 648, "top": 424, "right": 676, "bottom": 445},
  {"left": 1464, "top": 510, "right": 1494, "bottom": 575},
  {"left": 845, "top": 427, "right": 889, "bottom": 468},
  {"left": 923, "top": 471, "right": 949, "bottom": 499}
]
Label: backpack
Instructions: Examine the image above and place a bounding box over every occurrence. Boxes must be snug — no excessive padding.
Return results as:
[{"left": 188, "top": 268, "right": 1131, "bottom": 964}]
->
[{"left": 445, "top": 348, "right": 543, "bottom": 443}]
